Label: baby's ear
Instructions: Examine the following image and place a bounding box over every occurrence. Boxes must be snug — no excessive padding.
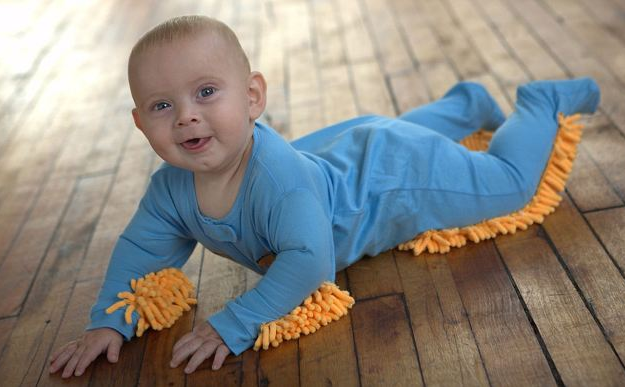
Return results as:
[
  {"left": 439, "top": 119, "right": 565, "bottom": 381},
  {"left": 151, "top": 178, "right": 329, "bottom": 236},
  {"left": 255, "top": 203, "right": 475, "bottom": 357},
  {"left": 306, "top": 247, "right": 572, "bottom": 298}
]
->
[
  {"left": 247, "top": 71, "right": 267, "bottom": 121},
  {"left": 131, "top": 108, "right": 143, "bottom": 131}
]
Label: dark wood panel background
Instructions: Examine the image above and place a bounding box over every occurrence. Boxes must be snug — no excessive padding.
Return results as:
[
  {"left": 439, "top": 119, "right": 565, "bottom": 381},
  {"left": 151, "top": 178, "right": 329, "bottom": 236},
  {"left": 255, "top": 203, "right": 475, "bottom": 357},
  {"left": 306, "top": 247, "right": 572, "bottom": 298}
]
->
[{"left": 0, "top": 0, "right": 624, "bottom": 386}]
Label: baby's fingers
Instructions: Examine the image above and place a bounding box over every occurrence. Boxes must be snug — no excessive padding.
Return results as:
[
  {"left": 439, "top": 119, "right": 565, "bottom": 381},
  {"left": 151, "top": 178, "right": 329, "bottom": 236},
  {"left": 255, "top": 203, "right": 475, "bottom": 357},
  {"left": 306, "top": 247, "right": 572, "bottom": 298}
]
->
[
  {"left": 49, "top": 342, "right": 78, "bottom": 373},
  {"left": 211, "top": 344, "right": 230, "bottom": 371},
  {"left": 171, "top": 337, "right": 203, "bottom": 368},
  {"left": 184, "top": 341, "right": 219, "bottom": 374},
  {"left": 74, "top": 345, "right": 105, "bottom": 377},
  {"left": 172, "top": 331, "right": 195, "bottom": 353},
  {"left": 62, "top": 345, "right": 86, "bottom": 378},
  {"left": 107, "top": 338, "right": 122, "bottom": 363}
]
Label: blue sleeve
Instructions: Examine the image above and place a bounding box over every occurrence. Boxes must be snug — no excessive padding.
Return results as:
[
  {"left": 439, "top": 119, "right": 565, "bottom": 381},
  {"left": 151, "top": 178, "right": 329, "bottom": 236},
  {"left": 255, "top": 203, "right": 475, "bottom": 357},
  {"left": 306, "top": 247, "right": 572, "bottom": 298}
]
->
[
  {"left": 87, "top": 174, "right": 196, "bottom": 340},
  {"left": 209, "top": 189, "right": 335, "bottom": 355}
]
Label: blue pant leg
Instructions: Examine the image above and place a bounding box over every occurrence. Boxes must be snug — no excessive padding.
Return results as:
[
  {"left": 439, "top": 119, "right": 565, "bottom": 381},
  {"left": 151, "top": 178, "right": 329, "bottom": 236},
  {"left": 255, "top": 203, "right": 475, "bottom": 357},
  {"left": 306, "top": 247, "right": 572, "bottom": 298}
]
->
[
  {"left": 400, "top": 78, "right": 600, "bottom": 232},
  {"left": 488, "top": 77, "right": 600, "bottom": 190},
  {"left": 398, "top": 82, "right": 506, "bottom": 141}
]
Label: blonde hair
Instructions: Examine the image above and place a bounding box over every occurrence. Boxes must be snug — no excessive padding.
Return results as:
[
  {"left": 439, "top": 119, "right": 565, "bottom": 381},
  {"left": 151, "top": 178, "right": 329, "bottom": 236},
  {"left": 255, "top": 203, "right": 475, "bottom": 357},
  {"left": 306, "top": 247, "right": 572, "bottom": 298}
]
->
[{"left": 128, "top": 15, "right": 250, "bottom": 74}]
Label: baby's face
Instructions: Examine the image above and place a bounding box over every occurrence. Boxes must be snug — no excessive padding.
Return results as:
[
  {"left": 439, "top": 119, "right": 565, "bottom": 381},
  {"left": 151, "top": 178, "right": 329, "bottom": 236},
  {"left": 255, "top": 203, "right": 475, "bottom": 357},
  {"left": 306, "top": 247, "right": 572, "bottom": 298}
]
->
[{"left": 129, "top": 32, "right": 262, "bottom": 175}]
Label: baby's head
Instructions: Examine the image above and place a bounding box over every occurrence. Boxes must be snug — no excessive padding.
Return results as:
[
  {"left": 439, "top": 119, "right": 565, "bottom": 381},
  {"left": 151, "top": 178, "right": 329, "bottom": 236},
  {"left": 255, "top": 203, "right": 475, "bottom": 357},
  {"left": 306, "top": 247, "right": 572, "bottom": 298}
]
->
[{"left": 128, "top": 15, "right": 266, "bottom": 174}]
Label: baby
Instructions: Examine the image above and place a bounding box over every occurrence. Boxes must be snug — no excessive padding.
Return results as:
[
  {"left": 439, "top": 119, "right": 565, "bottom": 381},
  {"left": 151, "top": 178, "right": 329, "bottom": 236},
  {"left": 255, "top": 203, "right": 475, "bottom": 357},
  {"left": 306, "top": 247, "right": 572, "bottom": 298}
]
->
[{"left": 49, "top": 15, "right": 600, "bottom": 378}]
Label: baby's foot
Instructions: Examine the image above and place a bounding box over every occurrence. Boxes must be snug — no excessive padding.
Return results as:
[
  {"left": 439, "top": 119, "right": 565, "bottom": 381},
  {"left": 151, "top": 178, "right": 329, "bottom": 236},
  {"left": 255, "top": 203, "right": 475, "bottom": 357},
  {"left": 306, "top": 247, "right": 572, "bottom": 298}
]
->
[
  {"left": 518, "top": 77, "right": 600, "bottom": 116},
  {"left": 444, "top": 82, "right": 506, "bottom": 131}
]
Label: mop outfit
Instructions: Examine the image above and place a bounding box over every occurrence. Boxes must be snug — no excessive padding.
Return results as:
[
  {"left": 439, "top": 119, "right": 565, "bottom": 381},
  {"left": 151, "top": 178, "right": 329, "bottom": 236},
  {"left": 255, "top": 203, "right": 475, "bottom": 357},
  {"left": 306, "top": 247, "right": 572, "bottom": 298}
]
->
[{"left": 88, "top": 79, "right": 600, "bottom": 355}]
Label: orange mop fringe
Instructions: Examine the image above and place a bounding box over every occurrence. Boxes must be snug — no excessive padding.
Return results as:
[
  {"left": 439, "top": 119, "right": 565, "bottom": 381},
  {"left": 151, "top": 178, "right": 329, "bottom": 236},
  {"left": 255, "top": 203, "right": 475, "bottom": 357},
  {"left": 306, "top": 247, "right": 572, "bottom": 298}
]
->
[
  {"left": 105, "top": 268, "right": 197, "bottom": 337},
  {"left": 397, "top": 113, "right": 583, "bottom": 256},
  {"left": 253, "top": 282, "right": 355, "bottom": 351}
]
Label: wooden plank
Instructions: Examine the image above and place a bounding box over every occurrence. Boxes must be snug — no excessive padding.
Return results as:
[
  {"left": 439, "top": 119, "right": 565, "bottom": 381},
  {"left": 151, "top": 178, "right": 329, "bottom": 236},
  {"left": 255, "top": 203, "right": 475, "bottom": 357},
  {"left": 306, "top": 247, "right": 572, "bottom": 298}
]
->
[
  {"left": 421, "top": 62, "right": 460, "bottom": 100},
  {"left": 445, "top": 0, "right": 529, "bottom": 89},
  {"left": 542, "top": 195, "right": 625, "bottom": 363},
  {"left": 0, "top": 173, "right": 113, "bottom": 386},
  {"left": 0, "top": 178, "right": 73, "bottom": 318},
  {"left": 505, "top": 0, "right": 625, "bottom": 137},
  {"left": 310, "top": 0, "right": 346, "bottom": 68},
  {"left": 497, "top": 234, "right": 625, "bottom": 385},
  {"left": 187, "top": 362, "right": 241, "bottom": 387},
  {"left": 414, "top": 0, "right": 486, "bottom": 79},
  {"left": 585, "top": 207, "right": 625, "bottom": 274},
  {"left": 290, "top": 104, "right": 324, "bottom": 140},
  {"left": 241, "top": 349, "right": 259, "bottom": 387},
  {"left": 299, "top": 270, "right": 359, "bottom": 387},
  {"left": 446, "top": 241, "right": 557, "bottom": 386},
  {"left": 360, "top": 0, "right": 413, "bottom": 75},
  {"left": 334, "top": 0, "right": 376, "bottom": 64},
  {"left": 351, "top": 61, "right": 395, "bottom": 116},
  {"left": 76, "top": 129, "right": 156, "bottom": 283},
  {"left": 258, "top": 340, "right": 299, "bottom": 386},
  {"left": 580, "top": 120, "right": 625, "bottom": 201},
  {"left": 41, "top": 280, "right": 101, "bottom": 387},
  {"left": 346, "top": 250, "right": 403, "bottom": 300},
  {"left": 389, "top": 71, "right": 431, "bottom": 114},
  {"left": 474, "top": 0, "right": 567, "bottom": 80},
  {"left": 395, "top": 250, "right": 489, "bottom": 386},
  {"left": 319, "top": 65, "right": 358, "bottom": 126},
  {"left": 568, "top": 144, "right": 623, "bottom": 212},
  {"left": 0, "top": 0, "right": 145, "bottom": 317},
  {"left": 391, "top": 0, "right": 446, "bottom": 66},
  {"left": 351, "top": 294, "right": 423, "bottom": 386},
  {"left": 575, "top": 0, "right": 625, "bottom": 52},
  {"left": 544, "top": 0, "right": 625, "bottom": 85},
  {"left": 0, "top": 317, "right": 17, "bottom": 359}
]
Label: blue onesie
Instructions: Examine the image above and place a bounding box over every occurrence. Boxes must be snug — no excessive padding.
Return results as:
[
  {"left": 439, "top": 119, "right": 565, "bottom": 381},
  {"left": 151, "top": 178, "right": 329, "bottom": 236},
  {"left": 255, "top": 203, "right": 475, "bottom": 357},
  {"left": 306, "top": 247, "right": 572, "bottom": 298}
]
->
[{"left": 88, "top": 78, "right": 600, "bottom": 355}]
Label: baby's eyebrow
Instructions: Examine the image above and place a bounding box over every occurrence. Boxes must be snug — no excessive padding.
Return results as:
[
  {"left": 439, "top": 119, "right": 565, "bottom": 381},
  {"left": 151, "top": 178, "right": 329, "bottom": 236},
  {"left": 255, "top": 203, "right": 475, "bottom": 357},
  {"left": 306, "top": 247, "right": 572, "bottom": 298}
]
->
[{"left": 188, "top": 75, "right": 223, "bottom": 87}]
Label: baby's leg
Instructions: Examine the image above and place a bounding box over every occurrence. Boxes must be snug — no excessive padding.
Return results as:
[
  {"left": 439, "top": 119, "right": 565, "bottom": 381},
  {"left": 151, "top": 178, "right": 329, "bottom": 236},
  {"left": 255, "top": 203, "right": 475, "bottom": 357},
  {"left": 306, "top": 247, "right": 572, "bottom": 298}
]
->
[
  {"left": 398, "top": 82, "right": 506, "bottom": 141},
  {"left": 488, "top": 77, "right": 600, "bottom": 191},
  {"left": 403, "top": 77, "right": 600, "bottom": 232}
]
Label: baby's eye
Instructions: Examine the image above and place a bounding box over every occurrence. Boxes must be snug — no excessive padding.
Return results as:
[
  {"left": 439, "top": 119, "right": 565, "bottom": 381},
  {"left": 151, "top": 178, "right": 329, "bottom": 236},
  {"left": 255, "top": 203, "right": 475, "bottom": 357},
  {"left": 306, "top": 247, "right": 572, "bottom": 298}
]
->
[
  {"left": 199, "top": 87, "right": 215, "bottom": 98},
  {"left": 153, "top": 102, "right": 171, "bottom": 111}
]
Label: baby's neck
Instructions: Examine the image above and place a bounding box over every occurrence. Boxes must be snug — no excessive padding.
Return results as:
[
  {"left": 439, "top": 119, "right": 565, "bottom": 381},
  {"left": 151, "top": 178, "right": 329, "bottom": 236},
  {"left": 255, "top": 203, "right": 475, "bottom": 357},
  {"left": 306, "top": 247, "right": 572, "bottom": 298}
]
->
[{"left": 193, "top": 136, "right": 254, "bottom": 219}]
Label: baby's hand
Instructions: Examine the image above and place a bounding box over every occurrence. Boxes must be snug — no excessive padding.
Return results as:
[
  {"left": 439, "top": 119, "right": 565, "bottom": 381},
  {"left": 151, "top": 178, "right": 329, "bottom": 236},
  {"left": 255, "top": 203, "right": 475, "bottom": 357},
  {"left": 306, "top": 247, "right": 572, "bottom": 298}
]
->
[
  {"left": 171, "top": 321, "right": 230, "bottom": 373},
  {"left": 48, "top": 328, "right": 123, "bottom": 378}
]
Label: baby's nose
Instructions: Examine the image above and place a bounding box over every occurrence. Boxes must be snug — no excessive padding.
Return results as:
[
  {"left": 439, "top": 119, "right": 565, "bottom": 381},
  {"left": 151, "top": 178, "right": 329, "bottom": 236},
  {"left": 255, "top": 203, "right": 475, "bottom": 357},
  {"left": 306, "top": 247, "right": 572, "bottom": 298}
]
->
[
  {"left": 176, "top": 108, "right": 201, "bottom": 127},
  {"left": 176, "top": 116, "right": 199, "bottom": 127}
]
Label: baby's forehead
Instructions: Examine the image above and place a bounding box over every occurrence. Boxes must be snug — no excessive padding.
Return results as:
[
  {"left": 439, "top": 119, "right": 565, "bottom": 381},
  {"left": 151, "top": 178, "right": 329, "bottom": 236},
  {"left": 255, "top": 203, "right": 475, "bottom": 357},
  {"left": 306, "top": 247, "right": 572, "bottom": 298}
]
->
[{"left": 132, "top": 30, "right": 247, "bottom": 74}]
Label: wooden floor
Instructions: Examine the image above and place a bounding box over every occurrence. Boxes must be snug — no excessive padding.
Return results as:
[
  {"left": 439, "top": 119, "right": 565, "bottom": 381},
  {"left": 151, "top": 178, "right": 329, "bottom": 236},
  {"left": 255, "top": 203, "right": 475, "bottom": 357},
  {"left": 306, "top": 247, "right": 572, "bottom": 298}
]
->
[{"left": 1, "top": 0, "right": 625, "bottom": 386}]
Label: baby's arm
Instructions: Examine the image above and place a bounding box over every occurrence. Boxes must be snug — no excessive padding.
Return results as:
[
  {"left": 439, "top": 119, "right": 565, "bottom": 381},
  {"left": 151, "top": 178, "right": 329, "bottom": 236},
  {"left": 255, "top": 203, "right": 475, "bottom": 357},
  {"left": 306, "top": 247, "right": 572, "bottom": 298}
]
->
[
  {"left": 208, "top": 189, "right": 335, "bottom": 355},
  {"left": 50, "top": 172, "right": 196, "bottom": 377}
]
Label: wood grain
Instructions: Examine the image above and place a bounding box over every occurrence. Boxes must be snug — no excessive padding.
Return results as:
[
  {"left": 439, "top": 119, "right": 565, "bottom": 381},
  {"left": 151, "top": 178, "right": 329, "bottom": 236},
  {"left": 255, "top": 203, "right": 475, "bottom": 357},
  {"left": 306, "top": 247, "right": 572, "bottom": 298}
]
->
[
  {"left": 498, "top": 234, "right": 625, "bottom": 385},
  {"left": 395, "top": 250, "right": 489, "bottom": 386},
  {"left": 346, "top": 250, "right": 403, "bottom": 300},
  {"left": 446, "top": 241, "right": 557, "bottom": 386},
  {"left": 351, "top": 294, "right": 423, "bottom": 386},
  {"left": 0, "top": 174, "right": 113, "bottom": 386},
  {"left": 586, "top": 207, "right": 625, "bottom": 273},
  {"left": 542, "top": 195, "right": 625, "bottom": 363}
]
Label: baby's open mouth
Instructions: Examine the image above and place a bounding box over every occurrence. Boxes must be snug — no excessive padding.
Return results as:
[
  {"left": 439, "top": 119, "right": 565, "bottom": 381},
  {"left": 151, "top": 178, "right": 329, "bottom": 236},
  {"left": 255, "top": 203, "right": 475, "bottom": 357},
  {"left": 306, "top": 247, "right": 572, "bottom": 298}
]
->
[{"left": 181, "top": 137, "right": 211, "bottom": 150}]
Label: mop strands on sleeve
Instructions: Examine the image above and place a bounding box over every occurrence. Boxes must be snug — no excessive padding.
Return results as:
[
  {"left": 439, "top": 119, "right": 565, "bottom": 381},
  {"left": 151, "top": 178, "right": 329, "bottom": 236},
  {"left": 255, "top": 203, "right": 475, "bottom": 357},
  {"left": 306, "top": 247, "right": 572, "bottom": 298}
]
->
[
  {"left": 253, "top": 281, "right": 355, "bottom": 351},
  {"left": 397, "top": 113, "right": 583, "bottom": 256},
  {"left": 105, "top": 268, "right": 197, "bottom": 337}
]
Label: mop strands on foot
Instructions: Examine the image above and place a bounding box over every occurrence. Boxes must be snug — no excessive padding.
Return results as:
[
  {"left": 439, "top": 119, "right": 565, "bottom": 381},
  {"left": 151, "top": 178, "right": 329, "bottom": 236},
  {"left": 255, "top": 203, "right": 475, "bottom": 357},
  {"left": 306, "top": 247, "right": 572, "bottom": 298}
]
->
[
  {"left": 105, "top": 268, "right": 197, "bottom": 337},
  {"left": 253, "top": 281, "right": 355, "bottom": 351},
  {"left": 398, "top": 113, "right": 583, "bottom": 256}
]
